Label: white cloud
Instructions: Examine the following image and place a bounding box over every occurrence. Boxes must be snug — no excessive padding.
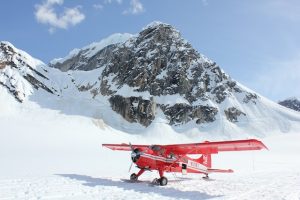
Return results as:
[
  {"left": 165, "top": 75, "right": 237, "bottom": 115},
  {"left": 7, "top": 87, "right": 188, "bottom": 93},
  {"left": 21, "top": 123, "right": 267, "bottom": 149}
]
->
[
  {"left": 123, "top": 0, "right": 144, "bottom": 15},
  {"left": 93, "top": 4, "right": 104, "bottom": 10},
  {"left": 35, "top": 0, "right": 85, "bottom": 33},
  {"left": 250, "top": 54, "right": 300, "bottom": 101},
  {"left": 104, "top": 0, "right": 123, "bottom": 5}
]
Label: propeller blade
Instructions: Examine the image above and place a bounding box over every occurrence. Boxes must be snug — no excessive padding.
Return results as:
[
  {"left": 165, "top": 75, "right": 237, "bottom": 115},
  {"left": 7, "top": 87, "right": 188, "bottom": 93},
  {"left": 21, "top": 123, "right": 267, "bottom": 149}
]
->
[
  {"left": 129, "top": 142, "right": 134, "bottom": 151},
  {"left": 128, "top": 161, "right": 133, "bottom": 172},
  {"left": 129, "top": 143, "right": 134, "bottom": 172}
]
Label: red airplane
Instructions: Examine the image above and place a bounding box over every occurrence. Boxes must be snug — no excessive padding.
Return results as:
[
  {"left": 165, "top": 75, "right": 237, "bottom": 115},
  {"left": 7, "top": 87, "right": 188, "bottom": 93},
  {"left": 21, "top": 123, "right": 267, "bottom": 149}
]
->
[{"left": 102, "top": 139, "right": 268, "bottom": 186}]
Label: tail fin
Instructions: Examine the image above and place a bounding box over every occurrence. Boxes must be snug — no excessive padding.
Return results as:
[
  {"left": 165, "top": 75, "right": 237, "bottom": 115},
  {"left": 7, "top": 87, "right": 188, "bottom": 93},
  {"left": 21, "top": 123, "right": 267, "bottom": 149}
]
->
[{"left": 195, "top": 154, "right": 211, "bottom": 168}]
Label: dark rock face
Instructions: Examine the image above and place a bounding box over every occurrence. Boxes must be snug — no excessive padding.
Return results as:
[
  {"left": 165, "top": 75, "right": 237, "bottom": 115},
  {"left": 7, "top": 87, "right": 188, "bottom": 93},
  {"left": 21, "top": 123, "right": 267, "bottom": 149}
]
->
[
  {"left": 243, "top": 93, "right": 258, "bottom": 104},
  {"left": 101, "top": 24, "right": 222, "bottom": 101},
  {"left": 279, "top": 98, "right": 300, "bottom": 112},
  {"left": 160, "top": 104, "right": 218, "bottom": 125},
  {"left": 23, "top": 74, "right": 54, "bottom": 94},
  {"left": 50, "top": 22, "right": 259, "bottom": 126},
  {"left": 109, "top": 95, "right": 156, "bottom": 126},
  {"left": 97, "top": 24, "right": 225, "bottom": 125},
  {"left": 77, "top": 82, "right": 97, "bottom": 92},
  {"left": 224, "top": 107, "right": 246, "bottom": 122}
]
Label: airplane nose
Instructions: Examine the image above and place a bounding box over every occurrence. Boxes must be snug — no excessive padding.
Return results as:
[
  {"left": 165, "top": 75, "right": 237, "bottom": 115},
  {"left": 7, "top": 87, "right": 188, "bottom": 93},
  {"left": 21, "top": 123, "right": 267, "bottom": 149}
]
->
[{"left": 131, "top": 148, "right": 141, "bottom": 163}]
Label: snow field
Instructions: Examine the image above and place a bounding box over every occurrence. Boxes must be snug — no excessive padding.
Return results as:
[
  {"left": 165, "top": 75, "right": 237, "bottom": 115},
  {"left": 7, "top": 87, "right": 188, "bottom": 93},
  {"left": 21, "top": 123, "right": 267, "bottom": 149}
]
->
[{"left": 1, "top": 93, "right": 300, "bottom": 199}]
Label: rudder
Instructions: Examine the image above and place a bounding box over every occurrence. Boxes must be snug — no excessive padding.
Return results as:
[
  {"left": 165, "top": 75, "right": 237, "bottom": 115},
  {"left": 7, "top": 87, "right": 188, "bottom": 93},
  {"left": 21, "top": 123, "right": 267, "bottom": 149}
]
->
[{"left": 195, "top": 154, "right": 211, "bottom": 168}]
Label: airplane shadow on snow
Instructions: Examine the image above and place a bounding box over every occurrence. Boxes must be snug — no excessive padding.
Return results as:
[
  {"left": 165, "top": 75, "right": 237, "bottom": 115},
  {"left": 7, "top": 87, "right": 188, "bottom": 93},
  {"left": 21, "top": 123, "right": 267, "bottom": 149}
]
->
[{"left": 57, "top": 174, "right": 222, "bottom": 200}]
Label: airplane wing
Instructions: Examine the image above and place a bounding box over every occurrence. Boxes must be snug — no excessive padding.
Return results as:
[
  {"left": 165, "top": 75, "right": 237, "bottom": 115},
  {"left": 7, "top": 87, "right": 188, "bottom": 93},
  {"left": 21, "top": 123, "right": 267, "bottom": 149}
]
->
[
  {"left": 102, "top": 143, "right": 149, "bottom": 151},
  {"left": 102, "top": 139, "right": 268, "bottom": 154},
  {"left": 160, "top": 139, "right": 268, "bottom": 155}
]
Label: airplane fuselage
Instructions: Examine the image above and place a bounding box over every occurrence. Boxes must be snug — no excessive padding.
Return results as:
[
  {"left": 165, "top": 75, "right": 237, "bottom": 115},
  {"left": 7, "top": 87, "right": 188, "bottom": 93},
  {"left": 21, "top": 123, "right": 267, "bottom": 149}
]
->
[{"left": 133, "top": 151, "right": 208, "bottom": 174}]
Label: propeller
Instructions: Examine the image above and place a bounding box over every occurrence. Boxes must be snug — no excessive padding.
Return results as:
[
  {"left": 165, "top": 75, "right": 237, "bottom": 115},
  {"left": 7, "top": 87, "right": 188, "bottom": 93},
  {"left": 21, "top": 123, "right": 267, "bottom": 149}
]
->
[
  {"left": 128, "top": 142, "right": 134, "bottom": 172},
  {"left": 129, "top": 142, "right": 134, "bottom": 151},
  {"left": 128, "top": 142, "right": 142, "bottom": 172},
  {"left": 128, "top": 161, "right": 133, "bottom": 172}
]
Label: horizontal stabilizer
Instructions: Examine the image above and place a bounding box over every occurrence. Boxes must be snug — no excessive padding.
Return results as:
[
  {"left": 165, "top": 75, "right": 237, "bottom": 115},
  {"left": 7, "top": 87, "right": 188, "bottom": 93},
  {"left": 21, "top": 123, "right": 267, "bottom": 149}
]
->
[
  {"left": 208, "top": 168, "right": 234, "bottom": 173},
  {"left": 102, "top": 143, "right": 148, "bottom": 151}
]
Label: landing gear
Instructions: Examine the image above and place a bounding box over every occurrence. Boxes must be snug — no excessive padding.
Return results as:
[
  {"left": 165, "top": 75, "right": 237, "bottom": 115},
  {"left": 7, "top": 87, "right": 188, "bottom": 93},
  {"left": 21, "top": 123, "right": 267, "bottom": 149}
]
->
[
  {"left": 159, "top": 176, "right": 168, "bottom": 186},
  {"left": 129, "top": 169, "right": 168, "bottom": 186},
  {"left": 151, "top": 176, "right": 168, "bottom": 186},
  {"left": 151, "top": 169, "right": 168, "bottom": 186},
  {"left": 130, "top": 173, "right": 138, "bottom": 181},
  {"left": 130, "top": 169, "right": 145, "bottom": 181},
  {"left": 202, "top": 173, "right": 209, "bottom": 180},
  {"left": 152, "top": 178, "right": 159, "bottom": 185}
]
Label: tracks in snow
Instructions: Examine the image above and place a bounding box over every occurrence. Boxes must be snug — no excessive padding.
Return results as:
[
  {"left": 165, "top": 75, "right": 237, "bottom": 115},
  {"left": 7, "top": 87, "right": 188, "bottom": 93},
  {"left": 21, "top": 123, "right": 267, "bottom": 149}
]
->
[{"left": 0, "top": 171, "right": 299, "bottom": 200}]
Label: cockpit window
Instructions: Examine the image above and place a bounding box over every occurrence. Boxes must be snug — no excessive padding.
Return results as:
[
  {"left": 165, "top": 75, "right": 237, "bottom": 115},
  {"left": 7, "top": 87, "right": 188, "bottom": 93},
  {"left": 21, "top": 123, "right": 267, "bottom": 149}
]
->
[{"left": 150, "top": 145, "right": 161, "bottom": 151}]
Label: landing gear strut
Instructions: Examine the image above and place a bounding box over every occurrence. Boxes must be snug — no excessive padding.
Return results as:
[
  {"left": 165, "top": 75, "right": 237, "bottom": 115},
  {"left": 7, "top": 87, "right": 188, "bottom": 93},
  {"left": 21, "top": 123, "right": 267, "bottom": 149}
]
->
[
  {"left": 130, "top": 169, "right": 168, "bottom": 186},
  {"left": 130, "top": 173, "right": 138, "bottom": 181},
  {"left": 130, "top": 169, "right": 145, "bottom": 181},
  {"left": 152, "top": 176, "right": 168, "bottom": 186}
]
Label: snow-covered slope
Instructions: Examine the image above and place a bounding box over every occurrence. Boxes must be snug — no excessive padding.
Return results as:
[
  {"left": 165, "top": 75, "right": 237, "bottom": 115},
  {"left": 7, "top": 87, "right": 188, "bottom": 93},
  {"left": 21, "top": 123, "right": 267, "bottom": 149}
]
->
[{"left": 0, "top": 93, "right": 299, "bottom": 199}]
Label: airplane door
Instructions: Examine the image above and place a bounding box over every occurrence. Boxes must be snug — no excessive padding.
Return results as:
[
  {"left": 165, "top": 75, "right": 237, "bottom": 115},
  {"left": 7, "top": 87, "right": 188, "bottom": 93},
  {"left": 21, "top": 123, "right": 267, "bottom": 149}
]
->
[{"left": 182, "top": 164, "right": 187, "bottom": 175}]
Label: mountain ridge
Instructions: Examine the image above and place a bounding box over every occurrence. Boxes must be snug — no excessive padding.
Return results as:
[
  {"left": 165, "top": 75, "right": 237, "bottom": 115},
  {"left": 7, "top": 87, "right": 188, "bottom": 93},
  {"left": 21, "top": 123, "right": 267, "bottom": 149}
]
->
[
  {"left": 1, "top": 21, "right": 300, "bottom": 138},
  {"left": 49, "top": 22, "right": 259, "bottom": 127},
  {"left": 279, "top": 97, "right": 300, "bottom": 112}
]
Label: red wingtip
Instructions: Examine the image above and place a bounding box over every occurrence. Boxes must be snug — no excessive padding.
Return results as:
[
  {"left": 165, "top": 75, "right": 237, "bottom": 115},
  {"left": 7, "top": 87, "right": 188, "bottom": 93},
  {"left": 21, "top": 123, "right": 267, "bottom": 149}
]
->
[
  {"left": 262, "top": 142, "right": 269, "bottom": 150},
  {"left": 257, "top": 139, "right": 269, "bottom": 150}
]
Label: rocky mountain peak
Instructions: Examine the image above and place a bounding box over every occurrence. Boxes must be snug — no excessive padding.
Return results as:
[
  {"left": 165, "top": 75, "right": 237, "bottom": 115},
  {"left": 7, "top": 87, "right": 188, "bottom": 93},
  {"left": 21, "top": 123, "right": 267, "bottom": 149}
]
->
[
  {"left": 47, "top": 22, "right": 259, "bottom": 127},
  {"left": 1, "top": 22, "right": 260, "bottom": 128},
  {"left": 1, "top": 41, "right": 15, "bottom": 54},
  {"left": 49, "top": 33, "right": 133, "bottom": 71},
  {"left": 2, "top": 23, "right": 300, "bottom": 136},
  {"left": 0, "top": 41, "right": 58, "bottom": 102},
  {"left": 138, "top": 21, "right": 181, "bottom": 44},
  {"left": 101, "top": 22, "right": 213, "bottom": 96},
  {"left": 0, "top": 42, "right": 13, "bottom": 69},
  {"left": 0, "top": 42, "right": 20, "bottom": 66},
  {"left": 90, "top": 23, "right": 256, "bottom": 126},
  {"left": 279, "top": 97, "right": 300, "bottom": 112}
]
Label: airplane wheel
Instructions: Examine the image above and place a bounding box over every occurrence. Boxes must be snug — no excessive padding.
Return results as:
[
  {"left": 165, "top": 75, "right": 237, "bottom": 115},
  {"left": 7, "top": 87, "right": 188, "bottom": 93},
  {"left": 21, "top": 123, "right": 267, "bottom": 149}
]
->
[
  {"left": 202, "top": 174, "right": 209, "bottom": 179},
  {"left": 152, "top": 178, "right": 159, "bottom": 185},
  {"left": 159, "top": 176, "right": 168, "bottom": 186},
  {"left": 130, "top": 173, "right": 138, "bottom": 181}
]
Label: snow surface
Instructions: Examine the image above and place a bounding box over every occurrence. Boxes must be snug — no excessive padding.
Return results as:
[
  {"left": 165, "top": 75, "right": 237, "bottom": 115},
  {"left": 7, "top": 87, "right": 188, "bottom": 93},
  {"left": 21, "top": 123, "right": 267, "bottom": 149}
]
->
[{"left": 1, "top": 87, "right": 300, "bottom": 200}]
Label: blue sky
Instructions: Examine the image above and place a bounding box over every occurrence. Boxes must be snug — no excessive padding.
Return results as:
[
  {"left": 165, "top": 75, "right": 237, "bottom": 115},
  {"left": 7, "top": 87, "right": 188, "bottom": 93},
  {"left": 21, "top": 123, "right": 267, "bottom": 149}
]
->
[{"left": 1, "top": 0, "right": 300, "bottom": 101}]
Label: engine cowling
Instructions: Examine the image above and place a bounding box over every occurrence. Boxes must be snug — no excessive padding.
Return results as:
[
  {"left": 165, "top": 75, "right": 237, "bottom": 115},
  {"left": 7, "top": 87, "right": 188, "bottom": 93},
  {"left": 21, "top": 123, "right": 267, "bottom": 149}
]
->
[{"left": 131, "top": 148, "right": 142, "bottom": 163}]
